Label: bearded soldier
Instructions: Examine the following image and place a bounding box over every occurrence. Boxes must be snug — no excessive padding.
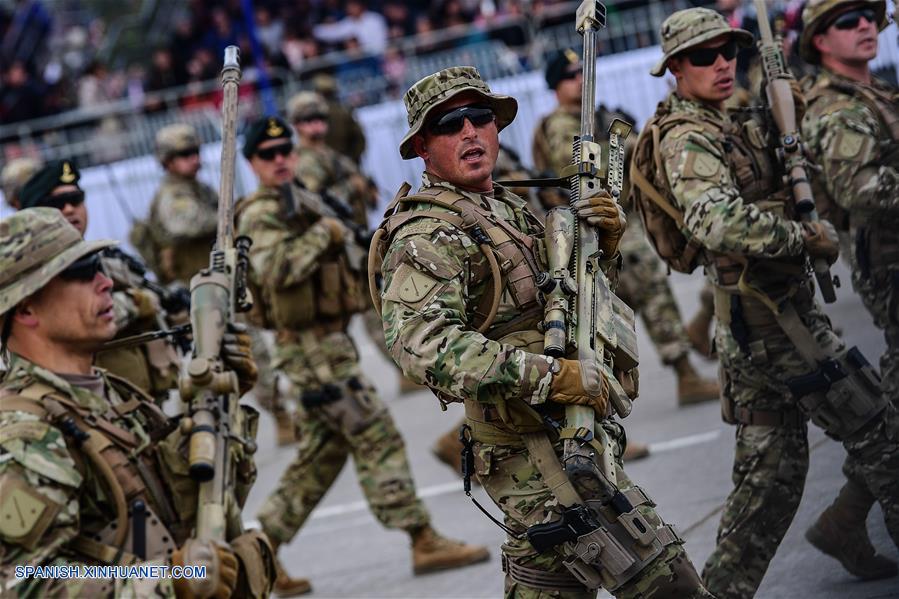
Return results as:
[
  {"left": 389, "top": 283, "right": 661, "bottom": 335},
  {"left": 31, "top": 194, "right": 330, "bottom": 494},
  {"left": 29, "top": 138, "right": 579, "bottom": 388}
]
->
[
  {"left": 374, "top": 66, "right": 712, "bottom": 598},
  {"left": 17, "top": 161, "right": 183, "bottom": 405},
  {"left": 800, "top": 0, "right": 899, "bottom": 580},
  {"left": 631, "top": 8, "right": 899, "bottom": 597},
  {"left": 234, "top": 116, "right": 489, "bottom": 597},
  {"left": 0, "top": 208, "right": 272, "bottom": 598},
  {"left": 533, "top": 49, "right": 719, "bottom": 411}
]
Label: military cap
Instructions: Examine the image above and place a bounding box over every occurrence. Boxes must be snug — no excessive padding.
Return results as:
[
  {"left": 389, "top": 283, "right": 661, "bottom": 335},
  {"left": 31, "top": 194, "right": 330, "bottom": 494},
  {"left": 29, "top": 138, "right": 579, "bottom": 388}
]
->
[
  {"left": 399, "top": 66, "right": 517, "bottom": 160},
  {"left": 156, "top": 123, "right": 201, "bottom": 164},
  {"left": 0, "top": 208, "right": 115, "bottom": 317},
  {"left": 545, "top": 48, "right": 582, "bottom": 90},
  {"left": 1, "top": 157, "right": 42, "bottom": 208},
  {"left": 800, "top": 0, "right": 887, "bottom": 64},
  {"left": 19, "top": 160, "right": 82, "bottom": 210},
  {"left": 287, "top": 91, "right": 329, "bottom": 123},
  {"left": 650, "top": 8, "right": 753, "bottom": 77},
  {"left": 242, "top": 116, "right": 292, "bottom": 159}
]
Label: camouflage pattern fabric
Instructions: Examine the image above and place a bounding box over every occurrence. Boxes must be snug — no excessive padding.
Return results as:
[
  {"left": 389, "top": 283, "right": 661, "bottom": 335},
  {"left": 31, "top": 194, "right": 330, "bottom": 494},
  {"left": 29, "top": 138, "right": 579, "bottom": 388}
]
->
[
  {"left": 655, "top": 91, "right": 899, "bottom": 597},
  {"left": 141, "top": 173, "right": 218, "bottom": 285},
  {"left": 325, "top": 100, "right": 367, "bottom": 164},
  {"left": 236, "top": 184, "right": 430, "bottom": 542},
  {"left": 256, "top": 330, "right": 430, "bottom": 541},
  {"left": 380, "top": 173, "right": 708, "bottom": 597},
  {"left": 532, "top": 105, "right": 692, "bottom": 365},
  {"left": 0, "top": 355, "right": 192, "bottom": 597},
  {"left": 293, "top": 144, "right": 373, "bottom": 227}
]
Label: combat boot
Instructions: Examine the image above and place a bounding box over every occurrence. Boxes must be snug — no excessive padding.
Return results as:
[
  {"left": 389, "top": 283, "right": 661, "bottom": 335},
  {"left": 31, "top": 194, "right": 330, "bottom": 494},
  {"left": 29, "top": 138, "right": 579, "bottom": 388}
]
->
[
  {"left": 623, "top": 441, "right": 650, "bottom": 461},
  {"left": 806, "top": 479, "right": 898, "bottom": 580},
  {"left": 410, "top": 525, "right": 490, "bottom": 575},
  {"left": 674, "top": 356, "right": 719, "bottom": 405},
  {"left": 273, "top": 558, "right": 312, "bottom": 597},
  {"left": 686, "top": 289, "right": 714, "bottom": 358},
  {"left": 432, "top": 426, "right": 464, "bottom": 476}
]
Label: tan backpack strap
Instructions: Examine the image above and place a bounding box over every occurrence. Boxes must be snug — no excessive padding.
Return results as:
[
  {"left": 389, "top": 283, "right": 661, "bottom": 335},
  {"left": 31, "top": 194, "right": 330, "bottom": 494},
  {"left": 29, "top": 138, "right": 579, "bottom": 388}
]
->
[
  {"left": 0, "top": 393, "right": 49, "bottom": 418},
  {"left": 382, "top": 181, "right": 413, "bottom": 217},
  {"left": 630, "top": 158, "right": 685, "bottom": 226}
]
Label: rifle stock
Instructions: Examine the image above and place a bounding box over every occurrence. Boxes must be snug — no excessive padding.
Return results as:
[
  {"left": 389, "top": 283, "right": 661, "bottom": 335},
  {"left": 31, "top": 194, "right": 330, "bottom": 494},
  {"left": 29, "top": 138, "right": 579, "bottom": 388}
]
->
[{"left": 754, "top": 0, "right": 838, "bottom": 302}]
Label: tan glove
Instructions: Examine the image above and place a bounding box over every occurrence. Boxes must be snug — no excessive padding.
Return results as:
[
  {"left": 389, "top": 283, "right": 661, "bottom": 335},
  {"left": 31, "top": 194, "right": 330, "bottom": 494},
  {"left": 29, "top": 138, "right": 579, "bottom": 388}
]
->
[
  {"left": 222, "top": 322, "right": 258, "bottom": 396},
  {"left": 548, "top": 358, "right": 609, "bottom": 418},
  {"left": 171, "top": 539, "right": 239, "bottom": 599},
  {"left": 319, "top": 216, "right": 348, "bottom": 246},
  {"left": 802, "top": 220, "right": 839, "bottom": 265},
  {"left": 573, "top": 190, "right": 626, "bottom": 257},
  {"left": 128, "top": 288, "right": 160, "bottom": 320}
]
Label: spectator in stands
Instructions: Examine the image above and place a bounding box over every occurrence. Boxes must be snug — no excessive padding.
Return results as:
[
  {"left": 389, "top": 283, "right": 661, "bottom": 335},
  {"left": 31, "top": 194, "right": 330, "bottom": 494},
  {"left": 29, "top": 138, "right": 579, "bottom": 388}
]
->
[
  {"left": 254, "top": 6, "right": 285, "bottom": 56},
  {"left": 202, "top": 6, "right": 245, "bottom": 58},
  {"left": 77, "top": 60, "right": 114, "bottom": 108},
  {"left": 313, "top": 0, "right": 388, "bottom": 55},
  {"left": 0, "top": 60, "right": 43, "bottom": 122},
  {"left": 383, "top": 0, "right": 415, "bottom": 39}
]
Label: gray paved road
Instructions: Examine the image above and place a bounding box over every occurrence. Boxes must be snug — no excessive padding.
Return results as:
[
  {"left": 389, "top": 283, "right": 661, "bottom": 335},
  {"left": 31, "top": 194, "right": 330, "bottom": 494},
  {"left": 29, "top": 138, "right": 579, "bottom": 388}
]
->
[{"left": 243, "top": 260, "right": 899, "bottom": 598}]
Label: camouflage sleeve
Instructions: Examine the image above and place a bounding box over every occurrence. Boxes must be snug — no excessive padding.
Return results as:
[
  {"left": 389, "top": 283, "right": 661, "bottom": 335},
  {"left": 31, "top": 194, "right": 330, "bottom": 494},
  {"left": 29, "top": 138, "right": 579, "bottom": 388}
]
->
[
  {"left": 236, "top": 198, "right": 333, "bottom": 289},
  {"left": 802, "top": 100, "right": 899, "bottom": 218},
  {"left": 294, "top": 153, "right": 329, "bottom": 194},
  {"left": 153, "top": 187, "right": 218, "bottom": 242},
  {"left": 0, "top": 410, "right": 176, "bottom": 597},
  {"left": 661, "top": 127, "right": 805, "bottom": 258},
  {"left": 541, "top": 112, "right": 578, "bottom": 176},
  {"left": 380, "top": 220, "right": 554, "bottom": 406}
]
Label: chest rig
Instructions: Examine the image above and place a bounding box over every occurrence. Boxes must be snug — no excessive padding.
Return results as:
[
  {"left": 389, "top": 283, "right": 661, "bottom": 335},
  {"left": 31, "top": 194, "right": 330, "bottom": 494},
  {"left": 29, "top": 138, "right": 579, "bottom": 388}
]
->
[
  {"left": 0, "top": 374, "right": 185, "bottom": 565},
  {"left": 235, "top": 188, "right": 368, "bottom": 332}
]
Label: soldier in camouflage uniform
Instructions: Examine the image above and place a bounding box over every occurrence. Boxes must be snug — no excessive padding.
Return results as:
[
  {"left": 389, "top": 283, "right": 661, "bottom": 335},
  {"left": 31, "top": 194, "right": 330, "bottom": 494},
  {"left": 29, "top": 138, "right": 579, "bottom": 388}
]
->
[
  {"left": 0, "top": 208, "right": 273, "bottom": 598},
  {"left": 375, "top": 66, "right": 712, "bottom": 598},
  {"left": 1, "top": 157, "right": 41, "bottom": 210},
  {"left": 637, "top": 8, "right": 899, "bottom": 596},
  {"left": 18, "top": 161, "right": 182, "bottom": 405},
  {"left": 800, "top": 0, "right": 899, "bottom": 580},
  {"left": 313, "top": 73, "right": 367, "bottom": 165},
  {"left": 533, "top": 49, "right": 720, "bottom": 409},
  {"left": 235, "top": 116, "right": 490, "bottom": 597}
]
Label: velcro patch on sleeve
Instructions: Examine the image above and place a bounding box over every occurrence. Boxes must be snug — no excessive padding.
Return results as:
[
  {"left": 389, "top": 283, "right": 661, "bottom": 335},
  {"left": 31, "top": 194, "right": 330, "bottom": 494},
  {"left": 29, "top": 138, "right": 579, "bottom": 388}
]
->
[
  {"left": 683, "top": 148, "right": 722, "bottom": 179},
  {"left": 0, "top": 474, "right": 61, "bottom": 550},
  {"left": 383, "top": 263, "right": 443, "bottom": 308}
]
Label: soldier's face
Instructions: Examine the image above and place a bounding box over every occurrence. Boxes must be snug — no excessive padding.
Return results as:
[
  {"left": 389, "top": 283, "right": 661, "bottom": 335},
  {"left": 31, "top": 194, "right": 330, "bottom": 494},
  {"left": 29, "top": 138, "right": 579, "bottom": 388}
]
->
[
  {"left": 250, "top": 138, "right": 297, "bottom": 187},
  {"left": 814, "top": 6, "right": 879, "bottom": 65},
  {"left": 167, "top": 150, "right": 201, "bottom": 178},
  {"left": 556, "top": 69, "right": 583, "bottom": 107},
  {"left": 294, "top": 116, "right": 328, "bottom": 142},
  {"left": 413, "top": 92, "right": 500, "bottom": 193},
  {"left": 51, "top": 185, "right": 88, "bottom": 236},
  {"left": 669, "top": 34, "right": 738, "bottom": 107},
  {"left": 12, "top": 264, "right": 116, "bottom": 354}
]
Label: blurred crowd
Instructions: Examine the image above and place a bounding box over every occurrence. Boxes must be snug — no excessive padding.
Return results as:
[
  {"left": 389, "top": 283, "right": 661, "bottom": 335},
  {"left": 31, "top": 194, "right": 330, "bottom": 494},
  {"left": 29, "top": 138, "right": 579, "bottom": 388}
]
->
[{"left": 0, "top": 0, "right": 573, "bottom": 126}]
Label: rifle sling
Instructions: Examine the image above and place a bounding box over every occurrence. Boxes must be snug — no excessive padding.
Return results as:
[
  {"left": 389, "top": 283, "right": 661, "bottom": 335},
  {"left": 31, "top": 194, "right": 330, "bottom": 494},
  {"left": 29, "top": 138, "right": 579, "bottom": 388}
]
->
[{"left": 520, "top": 431, "right": 584, "bottom": 507}]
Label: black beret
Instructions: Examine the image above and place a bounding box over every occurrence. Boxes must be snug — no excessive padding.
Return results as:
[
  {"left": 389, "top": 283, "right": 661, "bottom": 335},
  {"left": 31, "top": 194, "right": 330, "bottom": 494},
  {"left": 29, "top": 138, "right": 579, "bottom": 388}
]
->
[
  {"left": 19, "top": 160, "right": 81, "bottom": 209},
  {"left": 545, "top": 48, "right": 582, "bottom": 90},
  {"left": 242, "top": 116, "right": 292, "bottom": 159}
]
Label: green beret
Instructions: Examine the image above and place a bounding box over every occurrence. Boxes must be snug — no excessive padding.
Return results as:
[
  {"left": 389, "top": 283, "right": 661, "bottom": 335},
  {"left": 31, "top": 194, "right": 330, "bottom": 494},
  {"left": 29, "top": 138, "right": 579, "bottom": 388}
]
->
[
  {"left": 545, "top": 48, "right": 582, "bottom": 90},
  {"left": 19, "top": 160, "right": 82, "bottom": 209},
  {"left": 242, "top": 116, "right": 292, "bottom": 159}
]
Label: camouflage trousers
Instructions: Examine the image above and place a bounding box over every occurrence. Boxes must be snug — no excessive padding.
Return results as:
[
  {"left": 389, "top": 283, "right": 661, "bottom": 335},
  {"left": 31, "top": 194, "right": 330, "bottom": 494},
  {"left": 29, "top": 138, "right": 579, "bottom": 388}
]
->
[
  {"left": 616, "top": 219, "right": 691, "bottom": 365},
  {"left": 703, "top": 298, "right": 899, "bottom": 598},
  {"left": 474, "top": 429, "right": 711, "bottom": 598},
  {"left": 257, "top": 329, "right": 430, "bottom": 543}
]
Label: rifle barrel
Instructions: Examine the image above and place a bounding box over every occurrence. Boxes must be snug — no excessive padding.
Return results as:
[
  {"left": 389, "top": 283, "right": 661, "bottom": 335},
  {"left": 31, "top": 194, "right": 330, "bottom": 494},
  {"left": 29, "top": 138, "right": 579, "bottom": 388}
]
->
[{"left": 217, "top": 46, "right": 241, "bottom": 252}]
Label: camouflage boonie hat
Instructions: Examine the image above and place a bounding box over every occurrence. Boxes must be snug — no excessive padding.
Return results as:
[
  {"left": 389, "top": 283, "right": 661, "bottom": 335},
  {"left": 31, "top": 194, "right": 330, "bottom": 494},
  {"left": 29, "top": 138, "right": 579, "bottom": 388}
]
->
[
  {"left": 312, "top": 73, "right": 338, "bottom": 96},
  {"left": 0, "top": 208, "right": 116, "bottom": 317},
  {"left": 1, "top": 157, "right": 42, "bottom": 209},
  {"left": 156, "top": 123, "right": 201, "bottom": 164},
  {"left": 650, "top": 8, "right": 753, "bottom": 77},
  {"left": 288, "top": 91, "right": 329, "bottom": 123},
  {"left": 399, "top": 66, "right": 517, "bottom": 160},
  {"left": 800, "top": 0, "right": 887, "bottom": 64}
]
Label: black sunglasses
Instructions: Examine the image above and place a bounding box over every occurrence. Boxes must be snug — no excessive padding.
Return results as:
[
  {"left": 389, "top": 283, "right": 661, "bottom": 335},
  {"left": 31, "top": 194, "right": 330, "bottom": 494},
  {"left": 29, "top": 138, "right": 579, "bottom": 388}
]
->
[
  {"left": 255, "top": 142, "right": 294, "bottom": 161},
  {"left": 36, "top": 190, "right": 85, "bottom": 210},
  {"left": 684, "top": 39, "right": 739, "bottom": 67},
  {"left": 830, "top": 7, "right": 877, "bottom": 30},
  {"left": 296, "top": 113, "right": 327, "bottom": 123},
  {"left": 427, "top": 105, "right": 496, "bottom": 136},
  {"left": 173, "top": 147, "right": 200, "bottom": 158},
  {"left": 59, "top": 252, "right": 105, "bottom": 283}
]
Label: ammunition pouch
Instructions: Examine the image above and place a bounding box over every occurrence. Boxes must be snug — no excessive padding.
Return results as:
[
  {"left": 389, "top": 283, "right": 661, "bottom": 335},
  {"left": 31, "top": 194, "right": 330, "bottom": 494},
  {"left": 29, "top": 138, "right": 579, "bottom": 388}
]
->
[
  {"left": 788, "top": 346, "right": 885, "bottom": 440},
  {"left": 301, "top": 377, "right": 382, "bottom": 435}
]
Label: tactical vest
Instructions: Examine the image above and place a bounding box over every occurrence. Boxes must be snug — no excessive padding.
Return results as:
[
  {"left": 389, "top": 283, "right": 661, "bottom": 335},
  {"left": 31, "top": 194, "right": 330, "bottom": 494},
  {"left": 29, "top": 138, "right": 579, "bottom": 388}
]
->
[
  {"left": 160, "top": 235, "right": 217, "bottom": 286},
  {"left": 235, "top": 188, "right": 368, "bottom": 332},
  {"left": 0, "top": 374, "right": 185, "bottom": 565},
  {"left": 805, "top": 75, "right": 899, "bottom": 272},
  {"left": 371, "top": 183, "right": 566, "bottom": 441}
]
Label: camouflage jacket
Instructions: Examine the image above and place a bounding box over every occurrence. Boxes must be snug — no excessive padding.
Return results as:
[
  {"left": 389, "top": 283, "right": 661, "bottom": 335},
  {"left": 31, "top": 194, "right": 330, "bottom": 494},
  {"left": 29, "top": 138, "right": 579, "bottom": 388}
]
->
[
  {"left": 379, "top": 173, "right": 557, "bottom": 408},
  {"left": 658, "top": 93, "right": 806, "bottom": 262},
  {"left": 293, "top": 144, "right": 373, "bottom": 228},
  {"left": 532, "top": 104, "right": 579, "bottom": 176},
  {"left": 802, "top": 70, "right": 899, "bottom": 229},
  {"left": 146, "top": 173, "right": 218, "bottom": 284},
  {"left": 0, "top": 354, "right": 190, "bottom": 598}
]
